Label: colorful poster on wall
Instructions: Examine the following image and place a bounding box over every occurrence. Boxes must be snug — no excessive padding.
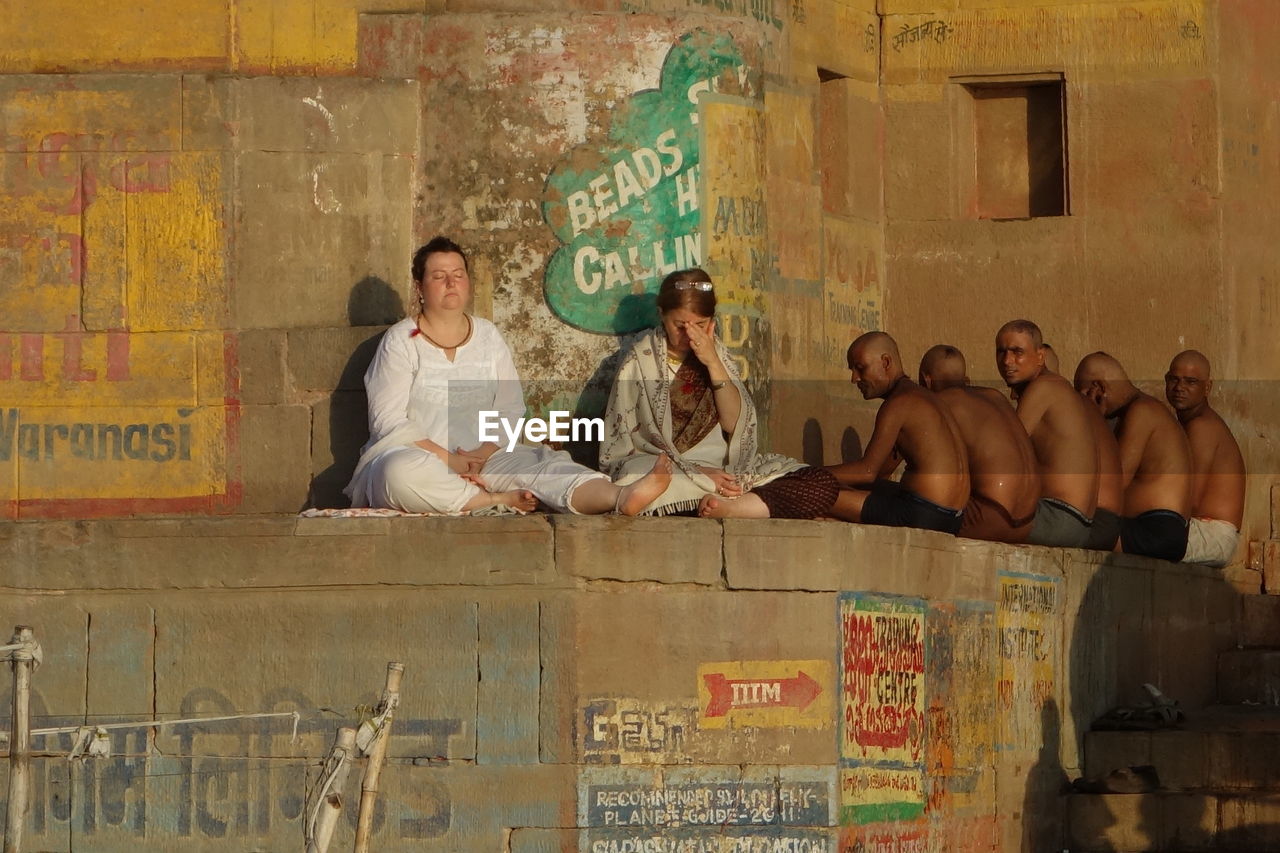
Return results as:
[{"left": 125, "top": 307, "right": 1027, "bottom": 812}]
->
[
  {"left": 541, "top": 29, "right": 761, "bottom": 335},
  {"left": 839, "top": 593, "right": 926, "bottom": 827}
]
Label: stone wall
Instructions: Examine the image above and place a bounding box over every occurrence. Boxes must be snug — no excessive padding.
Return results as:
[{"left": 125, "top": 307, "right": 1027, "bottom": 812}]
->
[{"left": 0, "top": 519, "right": 1254, "bottom": 850}]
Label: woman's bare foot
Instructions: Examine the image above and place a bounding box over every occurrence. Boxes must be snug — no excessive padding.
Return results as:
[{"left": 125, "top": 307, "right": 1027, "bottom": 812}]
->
[
  {"left": 616, "top": 454, "right": 673, "bottom": 516},
  {"left": 698, "top": 492, "right": 770, "bottom": 519},
  {"left": 495, "top": 489, "right": 538, "bottom": 513}
]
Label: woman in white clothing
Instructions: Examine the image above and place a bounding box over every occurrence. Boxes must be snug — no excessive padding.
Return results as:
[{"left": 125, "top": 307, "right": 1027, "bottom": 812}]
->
[{"left": 345, "top": 236, "right": 670, "bottom": 515}]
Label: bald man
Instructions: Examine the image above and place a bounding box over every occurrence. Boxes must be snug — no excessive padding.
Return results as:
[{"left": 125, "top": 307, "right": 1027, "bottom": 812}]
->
[
  {"left": 1165, "top": 350, "right": 1245, "bottom": 567},
  {"left": 919, "top": 345, "right": 1040, "bottom": 543},
  {"left": 1034, "top": 340, "right": 1121, "bottom": 550},
  {"left": 827, "top": 332, "right": 969, "bottom": 534},
  {"left": 1075, "top": 352, "right": 1193, "bottom": 562},
  {"left": 997, "top": 320, "right": 1099, "bottom": 548}
]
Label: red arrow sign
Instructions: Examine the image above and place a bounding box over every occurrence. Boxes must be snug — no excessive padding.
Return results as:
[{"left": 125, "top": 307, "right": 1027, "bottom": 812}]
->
[{"left": 703, "top": 671, "right": 822, "bottom": 718}]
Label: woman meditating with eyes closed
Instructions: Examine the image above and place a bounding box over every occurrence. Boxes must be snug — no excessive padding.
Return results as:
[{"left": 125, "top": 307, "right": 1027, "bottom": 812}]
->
[
  {"left": 600, "top": 268, "right": 839, "bottom": 519},
  {"left": 345, "top": 236, "right": 671, "bottom": 515}
]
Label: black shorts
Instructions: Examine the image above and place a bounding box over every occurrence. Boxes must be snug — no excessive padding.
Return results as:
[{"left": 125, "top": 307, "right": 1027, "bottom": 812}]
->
[
  {"left": 862, "top": 480, "right": 963, "bottom": 535},
  {"left": 1120, "top": 509, "right": 1188, "bottom": 562},
  {"left": 1086, "top": 508, "right": 1122, "bottom": 552}
]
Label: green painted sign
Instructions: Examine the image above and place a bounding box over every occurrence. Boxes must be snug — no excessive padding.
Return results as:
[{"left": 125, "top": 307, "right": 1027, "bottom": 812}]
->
[{"left": 541, "top": 30, "right": 756, "bottom": 334}]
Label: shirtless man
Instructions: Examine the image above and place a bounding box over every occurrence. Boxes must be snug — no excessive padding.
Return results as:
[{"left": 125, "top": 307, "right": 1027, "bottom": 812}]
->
[
  {"left": 826, "top": 332, "right": 970, "bottom": 534},
  {"left": 1164, "top": 350, "right": 1245, "bottom": 567},
  {"left": 918, "top": 345, "right": 1040, "bottom": 543},
  {"left": 1075, "top": 352, "right": 1193, "bottom": 562},
  {"left": 996, "top": 320, "right": 1099, "bottom": 548},
  {"left": 1082, "top": 401, "right": 1125, "bottom": 551}
]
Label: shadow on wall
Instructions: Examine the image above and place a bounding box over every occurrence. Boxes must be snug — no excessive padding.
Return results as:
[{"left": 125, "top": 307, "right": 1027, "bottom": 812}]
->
[
  {"left": 308, "top": 277, "right": 404, "bottom": 509},
  {"left": 1023, "top": 699, "right": 1070, "bottom": 852},
  {"left": 1059, "top": 556, "right": 1280, "bottom": 852},
  {"left": 800, "top": 418, "right": 864, "bottom": 467},
  {"left": 564, "top": 293, "right": 657, "bottom": 469}
]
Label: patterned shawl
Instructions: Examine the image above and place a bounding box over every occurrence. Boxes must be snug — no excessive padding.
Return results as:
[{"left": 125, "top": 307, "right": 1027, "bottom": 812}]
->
[{"left": 599, "top": 326, "right": 804, "bottom": 514}]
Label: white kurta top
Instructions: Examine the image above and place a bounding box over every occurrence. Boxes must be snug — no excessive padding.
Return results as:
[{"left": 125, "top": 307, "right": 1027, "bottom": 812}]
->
[{"left": 344, "top": 316, "right": 525, "bottom": 505}]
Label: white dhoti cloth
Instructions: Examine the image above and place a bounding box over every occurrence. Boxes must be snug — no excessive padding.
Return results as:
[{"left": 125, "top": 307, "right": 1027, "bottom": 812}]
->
[
  {"left": 1182, "top": 517, "right": 1240, "bottom": 568},
  {"left": 365, "top": 443, "right": 606, "bottom": 515}
]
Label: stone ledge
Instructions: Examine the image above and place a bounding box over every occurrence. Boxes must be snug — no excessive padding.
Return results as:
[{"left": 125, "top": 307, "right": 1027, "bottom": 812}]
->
[{"left": 0, "top": 514, "right": 1246, "bottom": 595}]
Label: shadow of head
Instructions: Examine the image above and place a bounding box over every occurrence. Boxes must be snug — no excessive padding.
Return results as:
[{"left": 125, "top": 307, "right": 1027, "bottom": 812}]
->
[
  {"left": 348, "top": 276, "right": 405, "bottom": 326},
  {"left": 614, "top": 291, "right": 659, "bottom": 335}
]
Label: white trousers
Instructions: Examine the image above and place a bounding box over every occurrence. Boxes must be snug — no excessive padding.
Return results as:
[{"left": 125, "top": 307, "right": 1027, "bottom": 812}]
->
[{"left": 367, "top": 444, "right": 608, "bottom": 515}]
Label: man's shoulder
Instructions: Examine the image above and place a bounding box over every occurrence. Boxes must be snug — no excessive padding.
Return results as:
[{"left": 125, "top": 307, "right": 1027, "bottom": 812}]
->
[
  {"left": 1185, "top": 406, "right": 1240, "bottom": 445},
  {"left": 968, "top": 385, "right": 1014, "bottom": 408},
  {"left": 1129, "top": 393, "right": 1178, "bottom": 428},
  {"left": 1022, "top": 371, "right": 1072, "bottom": 405}
]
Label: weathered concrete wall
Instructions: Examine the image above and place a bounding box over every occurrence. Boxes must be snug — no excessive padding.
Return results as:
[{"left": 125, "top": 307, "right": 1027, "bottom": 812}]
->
[{"left": 0, "top": 520, "right": 1251, "bottom": 850}]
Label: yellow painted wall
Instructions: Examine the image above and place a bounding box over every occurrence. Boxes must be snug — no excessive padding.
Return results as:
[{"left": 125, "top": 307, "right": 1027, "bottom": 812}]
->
[{"left": 0, "top": 0, "right": 428, "bottom": 74}]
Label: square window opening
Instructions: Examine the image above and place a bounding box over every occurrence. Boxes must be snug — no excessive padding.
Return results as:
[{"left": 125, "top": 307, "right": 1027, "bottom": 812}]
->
[{"left": 960, "top": 76, "right": 1068, "bottom": 219}]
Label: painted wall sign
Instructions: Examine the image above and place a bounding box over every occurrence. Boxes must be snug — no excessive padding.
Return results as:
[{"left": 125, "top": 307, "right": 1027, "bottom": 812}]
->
[
  {"left": 839, "top": 594, "right": 926, "bottom": 765},
  {"left": 584, "top": 828, "right": 836, "bottom": 852},
  {"left": 7, "top": 688, "right": 458, "bottom": 845},
  {"left": 838, "top": 821, "right": 928, "bottom": 853},
  {"left": 586, "top": 781, "right": 828, "bottom": 828},
  {"left": 996, "top": 572, "right": 1062, "bottom": 753},
  {"left": 838, "top": 765, "right": 924, "bottom": 826},
  {"left": 541, "top": 29, "right": 760, "bottom": 334},
  {"left": 839, "top": 594, "right": 927, "bottom": 829},
  {"left": 578, "top": 766, "right": 834, "bottom": 852},
  {"left": 700, "top": 96, "right": 768, "bottom": 384},
  {"left": 923, "top": 601, "right": 994, "bottom": 818},
  {"left": 0, "top": 84, "right": 237, "bottom": 517},
  {"left": 697, "top": 660, "right": 832, "bottom": 730},
  {"left": 580, "top": 698, "right": 700, "bottom": 765}
]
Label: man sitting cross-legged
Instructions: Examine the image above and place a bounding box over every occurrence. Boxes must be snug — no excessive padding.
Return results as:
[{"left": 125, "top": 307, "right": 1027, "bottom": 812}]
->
[
  {"left": 825, "top": 332, "right": 969, "bottom": 534},
  {"left": 918, "top": 344, "right": 1040, "bottom": 544},
  {"left": 1075, "top": 352, "right": 1193, "bottom": 562}
]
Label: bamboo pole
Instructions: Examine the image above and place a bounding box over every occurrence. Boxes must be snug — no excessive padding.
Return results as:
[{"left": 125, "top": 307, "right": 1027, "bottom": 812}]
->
[
  {"left": 3, "top": 626, "right": 36, "bottom": 853},
  {"left": 353, "top": 662, "right": 403, "bottom": 853},
  {"left": 307, "top": 726, "right": 357, "bottom": 853}
]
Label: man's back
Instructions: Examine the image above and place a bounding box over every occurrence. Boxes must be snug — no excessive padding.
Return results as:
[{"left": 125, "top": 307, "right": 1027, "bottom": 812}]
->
[
  {"left": 1016, "top": 371, "right": 1099, "bottom": 516},
  {"left": 1116, "top": 393, "right": 1193, "bottom": 517},
  {"left": 937, "top": 386, "right": 1039, "bottom": 521},
  {"left": 885, "top": 382, "right": 970, "bottom": 511},
  {"left": 1083, "top": 403, "right": 1123, "bottom": 515},
  {"left": 1182, "top": 406, "right": 1243, "bottom": 526}
]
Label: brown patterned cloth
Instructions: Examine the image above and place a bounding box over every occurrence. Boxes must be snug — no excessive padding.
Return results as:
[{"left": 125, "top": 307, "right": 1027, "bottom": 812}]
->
[
  {"left": 668, "top": 357, "right": 719, "bottom": 453},
  {"left": 753, "top": 466, "right": 840, "bottom": 519}
]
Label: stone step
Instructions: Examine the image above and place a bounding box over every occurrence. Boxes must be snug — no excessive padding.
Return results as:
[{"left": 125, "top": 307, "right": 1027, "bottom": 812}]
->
[
  {"left": 1085, "top": 710, "right": 1280, "bottom": 791},
  {"left": 1219, "top": 650, "right": 1280, "bottom": 705},
  {"left": 1069, "top": 791, "right": 1280, "bottom": 852},
  {"left": 1240, "top": 593, "right": 1280, "bottom": 648}
]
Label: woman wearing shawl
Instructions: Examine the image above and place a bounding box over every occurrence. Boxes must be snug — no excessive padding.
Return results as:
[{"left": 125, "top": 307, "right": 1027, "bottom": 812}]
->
[{"left": 601, "top": 268, "right": 839, "bottom": 518}]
